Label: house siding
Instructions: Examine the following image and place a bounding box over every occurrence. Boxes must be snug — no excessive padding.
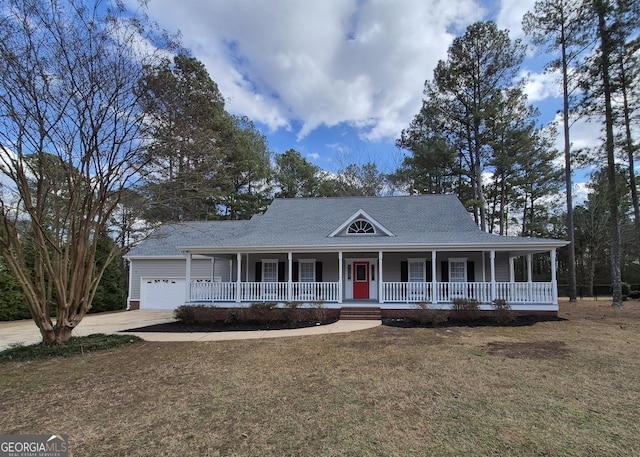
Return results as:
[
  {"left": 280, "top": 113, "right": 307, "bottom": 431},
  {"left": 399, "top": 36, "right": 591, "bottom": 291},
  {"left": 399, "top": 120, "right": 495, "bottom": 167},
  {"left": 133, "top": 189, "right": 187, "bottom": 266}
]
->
[
  {"left": 129, "top": 257, "right": 231, "bottom": 300},
  {"left": 495, "top": 252, "right": 511, "bottom": 282},
  {"left": 245, "top": 253, "right": 340, "bottom": 282}
]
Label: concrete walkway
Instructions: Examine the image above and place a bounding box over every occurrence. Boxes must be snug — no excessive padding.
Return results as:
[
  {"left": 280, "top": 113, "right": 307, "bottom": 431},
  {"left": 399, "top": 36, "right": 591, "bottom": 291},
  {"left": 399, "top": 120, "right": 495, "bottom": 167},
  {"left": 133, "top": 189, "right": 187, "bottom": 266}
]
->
[{"left": 0, "top": 311, "right": 382, "bottom": 350}]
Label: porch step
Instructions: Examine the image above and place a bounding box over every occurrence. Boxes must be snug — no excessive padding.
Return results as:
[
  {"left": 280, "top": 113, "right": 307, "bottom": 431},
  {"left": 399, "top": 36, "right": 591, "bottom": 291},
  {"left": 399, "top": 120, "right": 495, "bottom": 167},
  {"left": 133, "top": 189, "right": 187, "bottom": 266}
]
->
[{"left": 339, "top": 307, "right": 382, "bottom": 320}]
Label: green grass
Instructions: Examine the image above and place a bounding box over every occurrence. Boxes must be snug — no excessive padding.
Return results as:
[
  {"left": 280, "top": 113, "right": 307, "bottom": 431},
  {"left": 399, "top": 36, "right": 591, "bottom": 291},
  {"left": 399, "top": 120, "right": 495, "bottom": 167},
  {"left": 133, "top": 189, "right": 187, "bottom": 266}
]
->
[{"left": 0, "top": 334, "right": 143, "bottom": 363}]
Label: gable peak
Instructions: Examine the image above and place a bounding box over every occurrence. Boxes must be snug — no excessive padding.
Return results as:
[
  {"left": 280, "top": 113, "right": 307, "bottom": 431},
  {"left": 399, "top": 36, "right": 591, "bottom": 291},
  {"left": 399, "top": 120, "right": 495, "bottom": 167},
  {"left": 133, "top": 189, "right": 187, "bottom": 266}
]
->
[{"left": 328, "top": 208, "right": 395, "bottom": 237}]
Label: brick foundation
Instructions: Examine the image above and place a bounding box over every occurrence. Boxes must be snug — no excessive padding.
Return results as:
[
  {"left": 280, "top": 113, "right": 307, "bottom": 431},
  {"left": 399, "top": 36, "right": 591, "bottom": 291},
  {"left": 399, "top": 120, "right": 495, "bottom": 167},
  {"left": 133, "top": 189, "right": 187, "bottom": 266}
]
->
[
  {"left": 381, "top": 308, "right": 558, "bottom": 320},
  {"left": 128, "top": 300, "right": 140, "bottom": 310}
]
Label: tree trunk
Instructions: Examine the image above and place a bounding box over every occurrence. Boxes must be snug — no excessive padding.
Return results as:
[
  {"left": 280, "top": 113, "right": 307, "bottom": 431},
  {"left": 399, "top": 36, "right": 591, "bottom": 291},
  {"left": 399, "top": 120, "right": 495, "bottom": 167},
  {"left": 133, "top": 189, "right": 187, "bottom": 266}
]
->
[
  {"left": 595, "top": 0, "right": 623, "bottom": 307},
  {"left": 40, "top": 325, "right": 74, "bottom": 345},
  {"left": 561, "top": 17, "right": 577, "bottom": 302},
  {"left": 619, "top": 58, "right": 640, "bottom": 252}
]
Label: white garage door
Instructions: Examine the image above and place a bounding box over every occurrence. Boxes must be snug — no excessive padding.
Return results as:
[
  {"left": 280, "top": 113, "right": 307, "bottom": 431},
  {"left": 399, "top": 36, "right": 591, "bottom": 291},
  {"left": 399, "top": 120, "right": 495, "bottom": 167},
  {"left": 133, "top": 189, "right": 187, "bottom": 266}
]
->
[{"left": 140, "top": 278, "right": 186, "bottom": 310}]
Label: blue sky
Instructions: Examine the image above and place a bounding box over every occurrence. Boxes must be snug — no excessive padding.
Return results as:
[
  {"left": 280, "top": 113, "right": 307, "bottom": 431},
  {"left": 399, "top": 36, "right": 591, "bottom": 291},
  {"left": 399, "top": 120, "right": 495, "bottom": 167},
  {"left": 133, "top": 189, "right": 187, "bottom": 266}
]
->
[{"left": 131, "top": 0, "right": 601, "bottom": 198}]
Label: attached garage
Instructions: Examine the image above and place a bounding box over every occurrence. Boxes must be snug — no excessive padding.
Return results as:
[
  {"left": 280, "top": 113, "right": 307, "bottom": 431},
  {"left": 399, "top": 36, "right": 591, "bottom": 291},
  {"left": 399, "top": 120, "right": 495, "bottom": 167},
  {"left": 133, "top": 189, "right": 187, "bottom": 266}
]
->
[{"left": 140, "top": 278, "right": 186, "bottom": 310}]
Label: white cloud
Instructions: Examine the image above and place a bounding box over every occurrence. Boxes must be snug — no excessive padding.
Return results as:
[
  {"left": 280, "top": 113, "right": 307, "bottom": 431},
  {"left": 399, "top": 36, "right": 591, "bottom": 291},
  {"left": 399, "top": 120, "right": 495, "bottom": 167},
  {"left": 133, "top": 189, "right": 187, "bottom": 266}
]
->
[
  {"left": 496, "top": 0, "right": 536, "bottom": 38},
  {"left": 523, "top": 70, "right": 562, "bottom": 102},
  {"left": 573, "top": 181, "right": 589, "bottom": 205},
  {"left": 129, "top": 0, "right": 485, "bottom": 141},
  {"left": 550, "top": 112, "right": 604, "bottom": 153}
]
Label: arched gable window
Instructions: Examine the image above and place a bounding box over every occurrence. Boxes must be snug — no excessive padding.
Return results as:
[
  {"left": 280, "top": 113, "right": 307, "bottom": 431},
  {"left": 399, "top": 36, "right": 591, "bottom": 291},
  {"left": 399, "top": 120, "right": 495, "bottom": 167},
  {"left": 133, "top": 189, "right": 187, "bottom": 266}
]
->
[{"left": 347, "top": 219, "right": 375, "bottom": 234}]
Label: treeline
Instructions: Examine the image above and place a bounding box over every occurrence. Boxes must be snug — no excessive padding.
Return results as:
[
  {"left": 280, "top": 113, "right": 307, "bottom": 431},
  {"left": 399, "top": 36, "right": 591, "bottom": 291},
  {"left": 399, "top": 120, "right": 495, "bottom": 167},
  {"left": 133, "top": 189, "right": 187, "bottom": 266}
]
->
[
  {"left": 0, "top": 234, "right": 125, "bottom": 320},
  {"left": 134, "top": 54, "right": 390, "bottom": 223}
]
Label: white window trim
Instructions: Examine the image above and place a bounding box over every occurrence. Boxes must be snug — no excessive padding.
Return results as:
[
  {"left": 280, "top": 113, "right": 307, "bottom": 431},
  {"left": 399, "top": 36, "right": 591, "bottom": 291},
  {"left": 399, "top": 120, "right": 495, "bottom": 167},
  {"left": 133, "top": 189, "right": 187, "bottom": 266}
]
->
[
  {"left": 448, "top": 257, "right": 467, "bottom": 283},
  {"left": 346, "top": 219, "right": 376, "bottom": 235},
  {"left": 408, "top": 258, "right": 427, "bottom": 282},
  {"left": 262, "top": 259, "right": 278, "bottom": 282},
  {"left": 298, "top": 259, "right": 316, "bottom": 282},
  {"left": 328, "top": 209, "right": 395, "bottom": 237}
]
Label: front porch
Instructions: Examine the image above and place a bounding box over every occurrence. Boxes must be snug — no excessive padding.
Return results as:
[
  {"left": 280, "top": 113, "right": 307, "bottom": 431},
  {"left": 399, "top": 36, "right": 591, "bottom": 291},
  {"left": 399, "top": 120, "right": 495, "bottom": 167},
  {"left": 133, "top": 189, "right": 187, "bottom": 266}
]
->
[
  {"left": 184, "top": 248, "right": 560, "bottom": 310},
  {"left": 189, "top": 280, "right": 556, "bottom": 308}
]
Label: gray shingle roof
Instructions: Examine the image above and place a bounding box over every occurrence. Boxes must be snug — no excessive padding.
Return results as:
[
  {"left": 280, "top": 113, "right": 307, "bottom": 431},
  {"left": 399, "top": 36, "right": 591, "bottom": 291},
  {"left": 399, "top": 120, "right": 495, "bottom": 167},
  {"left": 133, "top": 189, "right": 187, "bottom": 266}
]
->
[
  {"left": 125, "top": 195, "right": 568, "bottom": 258},
  {"left": 124, "top": 220, "right": 253, "bottom": 257}
]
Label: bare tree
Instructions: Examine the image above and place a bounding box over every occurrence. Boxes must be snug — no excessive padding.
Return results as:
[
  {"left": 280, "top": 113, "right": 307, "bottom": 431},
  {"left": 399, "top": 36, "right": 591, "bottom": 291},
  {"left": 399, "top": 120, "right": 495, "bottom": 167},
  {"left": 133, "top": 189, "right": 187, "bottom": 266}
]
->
[{"left": 0, "top": 0, "right": 175, "bottom": 344}]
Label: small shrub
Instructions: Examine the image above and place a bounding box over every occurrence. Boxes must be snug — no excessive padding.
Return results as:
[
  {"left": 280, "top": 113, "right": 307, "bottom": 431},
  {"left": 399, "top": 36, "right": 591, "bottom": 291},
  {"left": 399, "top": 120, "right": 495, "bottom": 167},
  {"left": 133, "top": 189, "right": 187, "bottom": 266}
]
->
[
  {"left": 175, "top": 305, "right": 220, "bottom": 324},
  {"left": 175, "top": 305, "right": 197, "bottom": 325},
  {"left": 225, "top": 309, "right": 240, "bottom": 324},
  {"left": 246, "top": 302, "right": 279, "bottom": 322},
  {"left": 628, "top": 290, "right": 640, "bottom": 299},
  {"left": 308, "top": 301, "right": 327, "bottom": 323},
  {"left": 451, "top": 298, "right": 480, "bottom": 321},
  {"left": 283, "top": 301, "right": 300, "bottom": 324},
  {"left": 621, "top": 282, "right": 631, "bottom": 296},
  {"left": 413, "top": 301, "right": 447, "bottom": 326},
  {"left": 491, "top": 299, "right": 515, "bottom": 324}
]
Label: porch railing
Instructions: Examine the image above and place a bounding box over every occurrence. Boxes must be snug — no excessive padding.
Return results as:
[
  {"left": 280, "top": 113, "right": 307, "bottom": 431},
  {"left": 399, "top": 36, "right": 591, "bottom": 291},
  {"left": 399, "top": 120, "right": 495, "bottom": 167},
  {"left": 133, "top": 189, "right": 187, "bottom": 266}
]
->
[
  {"left": 191, "top": 281, "right": 235, "bottom": 302},
  {"left": 494, "top": 282, "right": 554, "bottom": 303},
  {"left": 190, "top": 281, "right": 340, "bottom": 303},
  {"left": 191, "top": 281, "right": 554, "bottom": 304},
  {"left": 292, "top": 282, "right": 340, "bottom": 302},
  {"left": 382, "top": 281, "right": 553, "bottom": 304}
]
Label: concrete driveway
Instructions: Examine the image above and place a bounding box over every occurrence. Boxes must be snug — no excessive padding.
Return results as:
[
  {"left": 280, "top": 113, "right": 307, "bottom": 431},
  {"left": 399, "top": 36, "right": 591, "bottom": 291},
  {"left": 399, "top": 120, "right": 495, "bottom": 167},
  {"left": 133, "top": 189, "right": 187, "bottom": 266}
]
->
[
  {"left": 0, "top": 310, "right": 175, "bottom": 350},
  {"left": 0, "top": 311, "right": 381, "bottom": 350}
]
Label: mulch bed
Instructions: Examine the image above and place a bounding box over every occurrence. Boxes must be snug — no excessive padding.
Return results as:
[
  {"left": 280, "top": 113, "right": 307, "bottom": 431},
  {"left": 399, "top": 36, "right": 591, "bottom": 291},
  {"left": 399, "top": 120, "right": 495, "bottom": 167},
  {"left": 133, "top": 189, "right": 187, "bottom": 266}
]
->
[{"left": 124, "top": 318, "right": 339, "bottom": 333}]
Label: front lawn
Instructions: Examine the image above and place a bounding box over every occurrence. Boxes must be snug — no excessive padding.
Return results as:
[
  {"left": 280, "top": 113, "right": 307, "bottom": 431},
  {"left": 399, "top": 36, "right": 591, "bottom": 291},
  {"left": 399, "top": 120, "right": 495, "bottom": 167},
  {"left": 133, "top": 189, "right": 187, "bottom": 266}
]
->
[{"left": 0, "top": 300, "right": 638, "bottom": 456}]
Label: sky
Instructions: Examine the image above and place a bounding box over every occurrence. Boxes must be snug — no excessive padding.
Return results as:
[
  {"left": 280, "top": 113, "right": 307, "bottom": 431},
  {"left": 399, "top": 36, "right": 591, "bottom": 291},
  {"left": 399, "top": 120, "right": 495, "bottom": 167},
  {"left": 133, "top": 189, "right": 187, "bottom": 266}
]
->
[{"left": 130, "top": 0, "right": 599, "bottom": 199}]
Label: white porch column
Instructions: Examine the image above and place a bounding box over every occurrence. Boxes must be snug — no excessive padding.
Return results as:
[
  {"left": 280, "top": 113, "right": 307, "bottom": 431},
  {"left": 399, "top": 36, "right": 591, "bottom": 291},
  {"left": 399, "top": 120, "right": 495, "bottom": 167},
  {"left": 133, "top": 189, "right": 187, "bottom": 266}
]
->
[
  {"left": 245, "top": 254, "right": 249, "bottom": 284},
  {"left": 431, "top": 250, "right": 437, "bottom": 304},
  {"left": 527, "top": 254, "right": 533, "bottom": 283},
  {"left": 378, "top": 251, "right": 384, "bottom": 304},
  {"left": 509, "top": 257, "right": 515, "bottom": 283},
  {"left": 126, "top": 258, "right": 133, "bottom": 310},
  {"left": 490, "top": 250, "right": 496, "bottom": 303},
  {"left": 338, "top": 251, "right": 343, "bottom": 303},
  {"left": 185, "top": 252, "right": 192, "bottom": 303},
  {"left": 288, "top": 252, "right": 293, "bottom": 301},
  {"left": 481, "top": 251, "right": 486, "bottom": 282},
  {"left": 211, "top": 257, "right": 216, "bottom": 281},
  {"left": 551, "top": 248, "right": 558, "bottom": 305},
  {"left": 236, "top": 253, "right": 242, "bottom": 303}
]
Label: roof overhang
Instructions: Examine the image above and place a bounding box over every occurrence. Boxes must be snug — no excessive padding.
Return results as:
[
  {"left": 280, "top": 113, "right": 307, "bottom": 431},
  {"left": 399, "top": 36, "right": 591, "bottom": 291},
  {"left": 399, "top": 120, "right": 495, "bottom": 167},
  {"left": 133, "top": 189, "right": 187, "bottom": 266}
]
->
[{"left": 178, "top": 240, "right": 569, "bottom": 255}]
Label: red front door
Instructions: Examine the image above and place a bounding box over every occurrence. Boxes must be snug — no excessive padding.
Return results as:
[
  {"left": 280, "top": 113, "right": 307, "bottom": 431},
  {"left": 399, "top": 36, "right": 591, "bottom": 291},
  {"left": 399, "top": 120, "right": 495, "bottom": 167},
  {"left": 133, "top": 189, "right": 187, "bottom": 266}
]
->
[{"left": 353, "top": 262, "right": 370, "bottom": 299}]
